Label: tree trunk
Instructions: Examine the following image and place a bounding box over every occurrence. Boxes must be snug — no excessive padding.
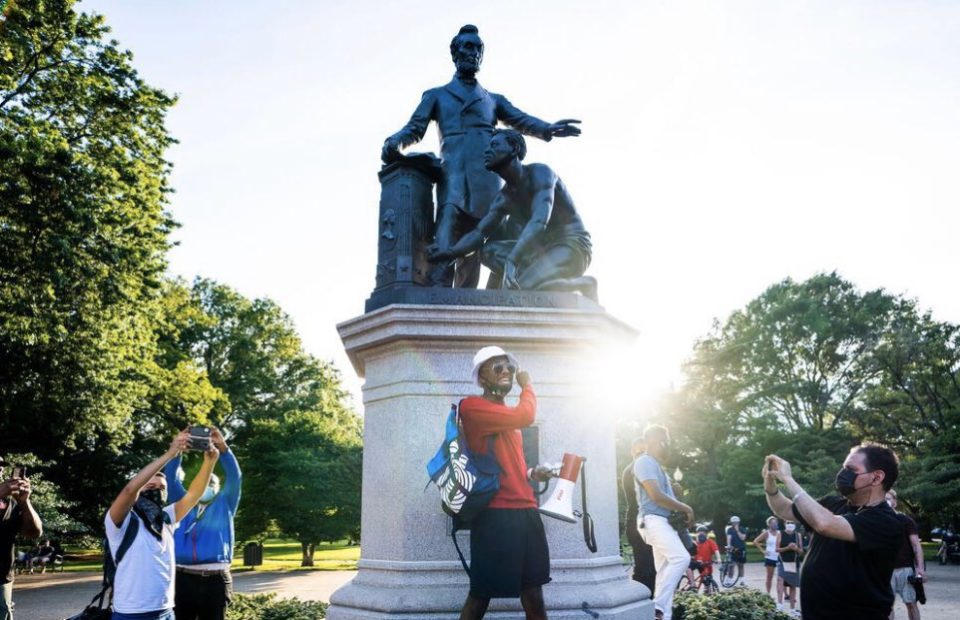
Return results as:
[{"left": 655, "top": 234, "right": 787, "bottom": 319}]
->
[{"left": 300, "top": 542, "right": 316, "bottom": 567}]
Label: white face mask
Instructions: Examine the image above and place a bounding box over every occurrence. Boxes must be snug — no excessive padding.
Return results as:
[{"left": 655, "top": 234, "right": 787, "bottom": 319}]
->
[
  {"left": 785, "top": 524, "right": 796, "bottom": 534},
  {"left": 200, "top": 486, "right": 218, "bottom": 503}
]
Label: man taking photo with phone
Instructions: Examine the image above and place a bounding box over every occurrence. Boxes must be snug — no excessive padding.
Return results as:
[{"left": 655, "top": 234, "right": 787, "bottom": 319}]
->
[
  {"left": 164, "top": 427, "right": 241, "bottom": 620},
  {"left": 0, "top": 457, "right": 42, "bottom": 620},
  {"left": 763, "top": 443, "right": 903, "bottom": 620},
  {"left": 106, "top": 430, "right": 219, "bottom": 620}
]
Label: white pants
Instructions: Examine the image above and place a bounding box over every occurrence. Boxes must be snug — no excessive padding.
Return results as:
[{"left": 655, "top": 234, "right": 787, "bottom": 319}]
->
[{"left": 639, "top": 514, "right": 689, "bottom": 620}]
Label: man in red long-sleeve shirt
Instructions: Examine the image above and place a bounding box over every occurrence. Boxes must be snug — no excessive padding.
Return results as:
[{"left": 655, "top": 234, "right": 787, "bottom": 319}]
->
[{"left": 458, "top": 345, "right": 551, "bottom": 620}]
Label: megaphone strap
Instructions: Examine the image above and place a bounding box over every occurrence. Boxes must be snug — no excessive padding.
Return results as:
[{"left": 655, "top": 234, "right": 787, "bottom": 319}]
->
[{"left": 581, "top": 461, "right": 598, "bottom": 553}]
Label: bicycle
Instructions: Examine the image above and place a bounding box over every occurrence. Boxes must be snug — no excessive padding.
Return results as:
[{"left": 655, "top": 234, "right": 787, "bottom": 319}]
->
[
  {"left": 719, "top": 548, "right": 739, "bottom": 588},
  {"left": 677, "top": 560, "right": 720, "bottom": 594}
]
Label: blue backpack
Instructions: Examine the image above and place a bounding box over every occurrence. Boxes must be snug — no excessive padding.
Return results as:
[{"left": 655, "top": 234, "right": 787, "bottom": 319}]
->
[{"left": 426, "top": 403, "right": 501, "bottom": 571}]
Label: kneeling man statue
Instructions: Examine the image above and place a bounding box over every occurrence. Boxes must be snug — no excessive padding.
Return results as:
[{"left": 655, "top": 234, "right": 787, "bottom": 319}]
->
[{"left": 427, "top": 129, "right": 597, "bottom": 300}]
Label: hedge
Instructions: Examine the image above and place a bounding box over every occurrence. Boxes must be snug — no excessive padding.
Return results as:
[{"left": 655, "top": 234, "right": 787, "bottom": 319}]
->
[
  {"left": 674, "top": 588, "right": 794, "bottom": 620},
  {"left": 227, "top": 593, "right": 327, "bottom": 620}
]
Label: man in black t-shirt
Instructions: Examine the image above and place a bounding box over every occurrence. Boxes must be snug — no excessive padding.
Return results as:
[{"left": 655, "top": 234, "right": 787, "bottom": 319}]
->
[
  {"left": 1, "top": 456, "right": 44, "bottom": 619},
  {"left": 762, "top": 443, "right": 902, "bottom": 620}
]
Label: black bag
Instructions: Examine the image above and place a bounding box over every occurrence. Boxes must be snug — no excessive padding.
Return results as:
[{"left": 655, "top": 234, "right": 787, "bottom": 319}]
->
[{"left": 61, "top": 513, "right": 140, "bottom": 620}]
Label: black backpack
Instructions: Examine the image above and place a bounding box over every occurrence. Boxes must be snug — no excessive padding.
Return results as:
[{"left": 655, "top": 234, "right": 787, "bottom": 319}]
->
[{"left": 62, "top": 512, "right": 140, "bottom": 620}]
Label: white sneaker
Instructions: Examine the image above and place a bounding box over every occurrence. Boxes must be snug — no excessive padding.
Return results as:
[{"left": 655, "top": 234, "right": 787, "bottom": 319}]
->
[
  {"left": 790, "top": 610, "right": 802, "bottom": 618},
  {"left": 775, "top": 603, "right": 783, "bottom": 611}
]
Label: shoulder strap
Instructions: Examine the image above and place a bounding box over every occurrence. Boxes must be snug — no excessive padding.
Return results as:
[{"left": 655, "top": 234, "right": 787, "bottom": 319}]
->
[
  {"left": 451, "top": 528, "right": 471, "bottom": 575},
  {"left": 115, "top": 511, "right": 140, "bottom": 566}
]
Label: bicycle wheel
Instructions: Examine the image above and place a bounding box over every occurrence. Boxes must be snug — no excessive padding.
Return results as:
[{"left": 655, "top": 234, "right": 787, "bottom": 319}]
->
[
  {"left": 705, "top": 576, "right": 719, "bottom": 595},
  {"left": 720, "top": 561, "right": 737, "bottom": 588},
  {"left": 677, "top": 574, "right": 692, "bottom": 592}
]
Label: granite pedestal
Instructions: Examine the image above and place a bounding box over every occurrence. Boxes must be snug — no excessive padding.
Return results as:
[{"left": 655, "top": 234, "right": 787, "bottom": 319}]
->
[{"left": 330, "top": 300, "right": 652, "bottom": 619}]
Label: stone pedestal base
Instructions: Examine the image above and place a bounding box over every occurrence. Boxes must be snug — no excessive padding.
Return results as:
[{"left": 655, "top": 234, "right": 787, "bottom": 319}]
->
[{"left": 331, "top": 301, "right": 652, "bottom": 619}]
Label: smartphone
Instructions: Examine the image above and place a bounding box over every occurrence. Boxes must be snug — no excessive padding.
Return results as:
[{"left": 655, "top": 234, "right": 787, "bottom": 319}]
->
[
  {"left": 12, "top": 466, "right": 26, "bottom": 479},
  {"left": 187, "top": 426, "right": 212, "bottom": 451}
]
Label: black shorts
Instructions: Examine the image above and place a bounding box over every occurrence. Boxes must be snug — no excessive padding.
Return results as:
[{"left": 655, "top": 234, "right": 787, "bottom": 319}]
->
[
  {"left": 731, "top": 548, "right": 746, "bottom": 563},
  {"left": 469, "top": 508, "right": 551, "bottom": 598}
]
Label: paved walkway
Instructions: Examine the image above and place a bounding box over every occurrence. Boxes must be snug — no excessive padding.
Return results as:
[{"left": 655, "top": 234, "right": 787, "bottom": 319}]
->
[{"left": 9, "top": 563, "right": 960, "bottom": 619}]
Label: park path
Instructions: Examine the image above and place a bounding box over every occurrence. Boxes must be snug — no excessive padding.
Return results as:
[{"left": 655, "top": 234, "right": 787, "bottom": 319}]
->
[{"left": 10, "top": 563, "right": 960, "bottom": 619}]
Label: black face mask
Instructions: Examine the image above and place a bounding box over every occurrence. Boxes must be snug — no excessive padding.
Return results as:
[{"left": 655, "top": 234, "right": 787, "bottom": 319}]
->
[
  {"left": 141, "top": 488, "right": 167, "bottom": 506},
  {"left": 835, "top": 468, "right": 862, "bottom": 496},
  {"left": 134, "top": 489, "right": 169, "bottom": 540},
  {"left": 697, "top": 534, "right": 707, "bottom": 543}
]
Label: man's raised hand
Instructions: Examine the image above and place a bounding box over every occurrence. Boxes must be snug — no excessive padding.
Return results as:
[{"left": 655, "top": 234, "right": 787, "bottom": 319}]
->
[
  {"left": 516, "top": 370, "right": 531, "bottom": 388},
  {"left": 169, "top": 429, "right": 190, "bottom": 455},
  {"left": 210, "top": 427, "right": 228, "bottom": 453},
  {"left": 765, "top": 455, "right": 793, "bottom": 482}
]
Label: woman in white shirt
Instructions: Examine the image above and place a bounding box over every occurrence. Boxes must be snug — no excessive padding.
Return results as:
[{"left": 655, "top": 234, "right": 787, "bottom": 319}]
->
[{"left": 753, "top": 516, "right": 781, "bottom": 599}]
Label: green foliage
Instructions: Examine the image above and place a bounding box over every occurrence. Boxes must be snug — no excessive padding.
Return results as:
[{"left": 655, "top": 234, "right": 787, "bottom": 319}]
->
[
  {"left": 4, "top": 452, "right": 87, "bottom": 541},
  {"left": 239, "top": 409, "right": 361, "bottom": 563},
  {"left": 660, "top": 272, "right": 960, "bottom": 534},
  {"left": 0, "top": 0, "right": 176, "bottom": 449},
  {"left": 227, "top": 593, "right": 326, "bottom": 620},
  {"left": 673, "top": 588, "right": 791, "bottom": 620},
  {"left": 0, "top": 0, "right": 191, "bottom": 530},
  {"left": 166, "top": 280, "right": 362, "bottom": 552},
  {"left": 0, "top": 1, "right": 362, "bottom": 545}
]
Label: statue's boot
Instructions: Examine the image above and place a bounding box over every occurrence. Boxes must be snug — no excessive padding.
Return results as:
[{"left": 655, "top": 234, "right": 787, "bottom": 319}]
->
[{"left": 537, "top": 276, "right": 599, "bottom": 302}]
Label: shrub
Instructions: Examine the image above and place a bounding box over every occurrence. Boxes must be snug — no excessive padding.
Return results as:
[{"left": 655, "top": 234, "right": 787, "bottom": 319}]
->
[
  {"left": 673, "top": 588, "right": 793, "bottom": 620},
  {"left": 227, "top": 593, "right": 327, "bottom": 620}
]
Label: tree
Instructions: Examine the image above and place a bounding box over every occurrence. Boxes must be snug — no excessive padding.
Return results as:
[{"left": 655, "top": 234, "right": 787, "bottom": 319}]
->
[
  {"left": 689, "top": 272, "right": 899, "bottom": 431},
  {"left": 663, "top": 272, "right": 960, "bottom": 532},
  {"left": 857, "top": 307, "right": 960, "bottom": 526},
  {"left": 0, "top": 0, "right": 186, "bottom": 529},
  {"left": 0, "top": 0, "right": 176, "bottom": 452},
  {"left": 240, "top": 409, "right": 362, "bottom": 566},
  {"left": 166, "top": 279, "right": 362, "bottom": 549}
]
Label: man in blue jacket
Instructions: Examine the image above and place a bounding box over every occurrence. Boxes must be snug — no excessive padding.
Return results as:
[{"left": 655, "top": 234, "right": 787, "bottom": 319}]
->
[{"left": 164, "top": 427, "right": 241, "bottom": 620}]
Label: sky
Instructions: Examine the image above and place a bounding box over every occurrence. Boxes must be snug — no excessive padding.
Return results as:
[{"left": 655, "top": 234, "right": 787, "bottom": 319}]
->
[{"left": 80, "top": 0, "right": 960, "bottom": 407}]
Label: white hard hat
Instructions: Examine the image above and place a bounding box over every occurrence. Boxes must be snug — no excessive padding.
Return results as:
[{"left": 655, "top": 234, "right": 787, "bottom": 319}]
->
[
  {"left": 730, "top": 516, "right": 741, "bottom": 523},
  {"left": 471, "top": 346, "right": 519, "bottom": 386}
]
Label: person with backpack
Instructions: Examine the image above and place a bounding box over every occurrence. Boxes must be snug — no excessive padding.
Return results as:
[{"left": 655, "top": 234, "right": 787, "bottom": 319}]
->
[
  {"left": 163, "top": 427, "right": 241, "bottom": 620},
  {"left": 458, "top": 345, "right": 551, "bottom": 620},
  {"left": 105, "top": 429, "right": 219, "bottom": 620}
]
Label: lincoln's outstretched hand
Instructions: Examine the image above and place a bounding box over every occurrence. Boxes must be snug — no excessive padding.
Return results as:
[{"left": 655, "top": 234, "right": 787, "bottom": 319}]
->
[{"left": 548, "top": 119, "right": 582, "bottom": 138}]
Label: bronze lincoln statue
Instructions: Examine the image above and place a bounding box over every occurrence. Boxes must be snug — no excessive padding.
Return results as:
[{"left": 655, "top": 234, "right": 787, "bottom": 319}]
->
[{"left": 381, "top": 24, "right": 581, "bottom": 289}]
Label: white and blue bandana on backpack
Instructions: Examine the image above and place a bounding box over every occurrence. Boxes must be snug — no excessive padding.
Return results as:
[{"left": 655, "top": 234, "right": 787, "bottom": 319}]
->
[{"left": 426, "top": 403, "right": 500, "bottom": 526}]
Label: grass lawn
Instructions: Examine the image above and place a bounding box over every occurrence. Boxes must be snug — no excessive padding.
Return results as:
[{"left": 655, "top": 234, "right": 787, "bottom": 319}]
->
[{"left": 57, "top": 539, "right": 359, "bottom": 573}]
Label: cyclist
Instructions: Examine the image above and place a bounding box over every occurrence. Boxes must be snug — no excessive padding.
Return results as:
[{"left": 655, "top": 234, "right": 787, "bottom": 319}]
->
[
  {"left": 725, "top": 516, "right": 748, "bottom": 585},
  {"left": 692, "top": 525, "right": 721, "bottom": 593}
]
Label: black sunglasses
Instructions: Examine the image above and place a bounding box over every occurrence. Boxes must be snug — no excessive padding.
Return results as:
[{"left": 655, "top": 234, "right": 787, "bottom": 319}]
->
[{"left": 491, "top": 363, "right": 517, "bottom": 376}]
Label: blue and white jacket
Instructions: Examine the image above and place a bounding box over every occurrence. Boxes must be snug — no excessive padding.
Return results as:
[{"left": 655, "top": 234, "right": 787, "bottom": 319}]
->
[{"left": 164, "top": 450, "right": 242, "bottom": 566}]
